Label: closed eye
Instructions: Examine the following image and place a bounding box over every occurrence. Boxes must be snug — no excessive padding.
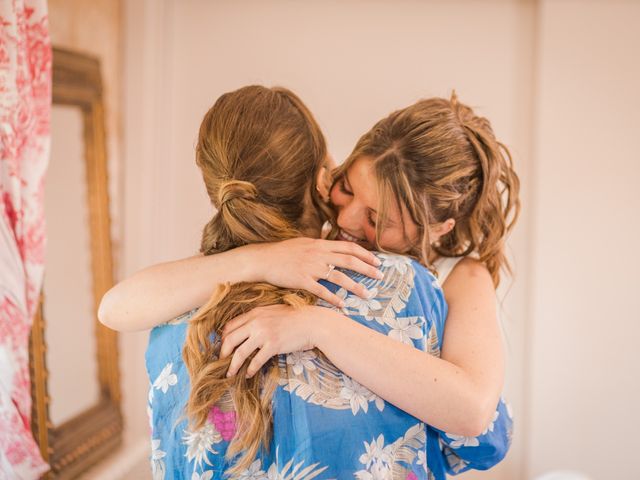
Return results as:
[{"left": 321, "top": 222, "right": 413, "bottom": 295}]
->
[
  {"left": 338, "top": 178, "right": 353, "bottom": 196},
  {"left": 366, "top": 210, "right": 376, "bottom": 227}
]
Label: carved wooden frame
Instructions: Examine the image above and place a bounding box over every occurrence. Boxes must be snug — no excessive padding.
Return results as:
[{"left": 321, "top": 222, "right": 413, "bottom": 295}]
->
[{"left": 29, "top": 47, "right": 122, "bottom": 479}]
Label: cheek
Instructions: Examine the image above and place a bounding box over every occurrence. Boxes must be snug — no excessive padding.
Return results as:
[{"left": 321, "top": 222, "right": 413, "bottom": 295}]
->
[
  {"left": 362, "top": 223, "right": 377, "bottom": 243},
  {"left": 377, "top": 227, "right": 410, "bottom": 253},
  {"left": 329, "top": 185, "right": 345, "bottom": 207}
]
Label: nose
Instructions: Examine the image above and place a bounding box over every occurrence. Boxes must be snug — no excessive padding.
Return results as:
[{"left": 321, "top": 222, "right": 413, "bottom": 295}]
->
[{"left": 337, "top": 198, "right": 364, "bottom": 234}]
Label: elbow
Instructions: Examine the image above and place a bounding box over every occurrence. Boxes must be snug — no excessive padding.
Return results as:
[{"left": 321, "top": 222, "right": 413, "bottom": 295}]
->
[
  {"left": 98, "top": 284, "right": 150, "bottom": 332},
  {"left": 97, "top": 288, "right": 123, "bottom": 331},
  {"left": 454, "top": 395, "right": 499, "bottom": 438},
  {"left": 458, "top": 423, "right": 486, "bottom": 440},
  {"left": 455, "top": 419, "right": 485, "bottom": 439}
]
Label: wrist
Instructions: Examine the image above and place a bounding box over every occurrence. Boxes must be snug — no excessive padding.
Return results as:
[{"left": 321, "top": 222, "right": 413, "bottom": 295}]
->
[
  {"left": 232, "top": 244, "right": 265, "bottom": 283},
  {"left": 309, "top": 306, "right": 342, "bottom": 349}
]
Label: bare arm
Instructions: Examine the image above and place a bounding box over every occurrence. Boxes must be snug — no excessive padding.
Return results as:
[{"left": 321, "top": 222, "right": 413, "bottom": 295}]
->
[
  {"left": 98, "top": 238, "right": 382, "bottom": 332},
  {"left": 98, "top": 247, "right": 256, "bottom": 332},
  {"left": 220, "top": 258, "right": 505, "bottom": 436},
  {"left": 312, "top": 258, "right": 504, "bottom": 436}
]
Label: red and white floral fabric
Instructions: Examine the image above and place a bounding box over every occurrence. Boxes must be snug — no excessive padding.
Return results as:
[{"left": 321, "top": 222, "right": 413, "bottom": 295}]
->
[{"left": 0, "top": 0, "right": 51, "bottom": 477}]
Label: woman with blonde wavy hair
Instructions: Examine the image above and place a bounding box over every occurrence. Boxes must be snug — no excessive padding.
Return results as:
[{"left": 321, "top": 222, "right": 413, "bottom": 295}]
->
[{"left": 101, "top": 86, "right": 516, "bottom": 479}]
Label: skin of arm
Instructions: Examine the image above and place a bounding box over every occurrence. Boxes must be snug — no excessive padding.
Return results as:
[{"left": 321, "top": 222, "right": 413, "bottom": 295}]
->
[
  {"left": 221, "top": 256, "right": 505, "bottom": 437},
  {"left": 98, "top": 238, "right": 382, "bottom": 332},
  {"left": 98, "top": 248, "right": 258, "bottom": 332},
  {"left": 311, "top": 258, "right": 504, "bottom": 437}
]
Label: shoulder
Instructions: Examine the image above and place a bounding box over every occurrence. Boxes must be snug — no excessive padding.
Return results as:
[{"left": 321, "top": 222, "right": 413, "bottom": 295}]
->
[
  {"left": 372, "top": 251, "right": 433, "bottom": 278},
  {"left": 376, "top": 252, "right": 446, "bottom": 316},
  {"left": 148, "top": 308, "right": 197, "bottom": 347},
  {"left": 168, "top": 307, "right": 200, "bottom": 325},
  {"left": 444, "top": 257, "right": 495, "bottom": 304},
  {"left": 449, "top": 257, "right": 491, "bottom": 280},
  {"left": 375, "top": 252, "right": 415, "bottom": 273}
]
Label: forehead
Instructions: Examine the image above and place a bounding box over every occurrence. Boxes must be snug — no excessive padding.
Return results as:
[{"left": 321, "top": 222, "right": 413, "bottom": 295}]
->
[
  {"left": 346, "top": 156, "right": 403, "bottom": 223},
  {"left": 346, "top": 156, "right": 378, "bottom": 205}
]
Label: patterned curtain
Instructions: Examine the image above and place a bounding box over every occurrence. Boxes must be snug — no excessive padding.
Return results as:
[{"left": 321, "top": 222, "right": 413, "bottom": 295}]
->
[{"left": 0, "top": 0, "right": 51, "bottom": 477}]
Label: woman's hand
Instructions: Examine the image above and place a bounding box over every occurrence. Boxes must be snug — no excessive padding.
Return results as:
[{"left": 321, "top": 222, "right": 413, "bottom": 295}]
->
[
  {"left": 248, "top": 237, "right": 383, "bottom": 307},
  {"left": 98, "top": 237, "right": 380, "bottom": 332},
  {"left": 219, "top": 304, "right": 329, "bottom": 378}
]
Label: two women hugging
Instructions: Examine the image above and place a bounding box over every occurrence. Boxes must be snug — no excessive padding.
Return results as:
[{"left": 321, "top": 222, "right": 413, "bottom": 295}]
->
[{"left": 99, "top": 85, "right": 520, "bottom": 479}]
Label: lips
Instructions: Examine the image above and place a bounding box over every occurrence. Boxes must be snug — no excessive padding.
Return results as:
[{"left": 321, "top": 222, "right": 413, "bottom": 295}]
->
[{"left": 338, "top": 229, "right": 364, "bottom": 243}]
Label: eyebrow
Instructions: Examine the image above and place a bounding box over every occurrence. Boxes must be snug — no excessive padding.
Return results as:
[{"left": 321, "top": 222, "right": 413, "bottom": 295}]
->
[
  {"left": 345, "top": 171, "right": 375, "bottom": 211},
  {"left": 344, "top": 170, "right": 354, "bottom": 192},
  {"left": 345, "top": 169, "right": 399, "bottom": 227}
]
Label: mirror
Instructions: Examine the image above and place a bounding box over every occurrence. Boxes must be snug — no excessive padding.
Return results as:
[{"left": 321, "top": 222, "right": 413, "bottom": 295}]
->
[
  {"left": 29, "top": 47, "right": 122, "bottom": 479},
  {"left": 44, "top": 105, "right": 100, "bottom": 426}
]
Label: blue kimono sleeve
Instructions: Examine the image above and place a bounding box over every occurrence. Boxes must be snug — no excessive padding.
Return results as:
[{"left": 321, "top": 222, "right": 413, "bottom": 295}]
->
[{"left": 437, "top": 396, "right": 514, "bottom": 475}]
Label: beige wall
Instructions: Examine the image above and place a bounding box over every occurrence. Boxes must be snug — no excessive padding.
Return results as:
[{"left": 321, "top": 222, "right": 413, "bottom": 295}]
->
[
  {"left": 45, "top": 106, "right": 100, "bottom": 427},
  {"left": 124, "top": 1, "right": 534, "bottom": 478},
  {"left": 526, "top": 1, "right": 640, "bottom": 478}
]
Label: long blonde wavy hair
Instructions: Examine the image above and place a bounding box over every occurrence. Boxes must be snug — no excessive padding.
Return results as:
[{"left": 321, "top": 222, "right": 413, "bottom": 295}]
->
[
  {"left": 333, "top": 92, "right": 520, "bottom": 287},
  {"left": 182, "top": 85, "right": 331, "bottom": 474}
]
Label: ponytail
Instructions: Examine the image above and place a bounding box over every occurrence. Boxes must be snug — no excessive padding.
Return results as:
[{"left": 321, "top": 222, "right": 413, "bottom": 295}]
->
[
  {"left": 448, "top": 92, "right": 521, "bottom": 285},
  {"left": 200, "top": 178, "right": 300, "bottom": 255},
  {"left": 184, "top": 85, "right": 329, "bottom": 474}
]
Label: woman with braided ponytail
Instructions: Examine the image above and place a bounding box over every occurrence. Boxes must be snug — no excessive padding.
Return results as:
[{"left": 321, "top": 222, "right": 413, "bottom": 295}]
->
[{"left": 101, "top": 88, "right": 516, "bottom": 478}]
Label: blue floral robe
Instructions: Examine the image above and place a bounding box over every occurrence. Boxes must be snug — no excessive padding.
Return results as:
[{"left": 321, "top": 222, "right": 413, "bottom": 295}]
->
[{"left": 146, "top": 252, "right": 513, "bottom": 479}]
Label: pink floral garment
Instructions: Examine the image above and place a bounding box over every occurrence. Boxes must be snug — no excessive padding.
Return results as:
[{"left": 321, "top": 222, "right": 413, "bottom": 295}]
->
[{"left": 0, "top": 0, "right": 51, "bottom": 477}]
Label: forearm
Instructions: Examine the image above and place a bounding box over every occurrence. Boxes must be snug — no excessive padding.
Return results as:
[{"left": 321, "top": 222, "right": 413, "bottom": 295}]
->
[
  {"left": 98, "top": 246, "right": 259, "bottom": 332},
  {"left": 314, "top": 309, "right": 500, "bottom": 436}
]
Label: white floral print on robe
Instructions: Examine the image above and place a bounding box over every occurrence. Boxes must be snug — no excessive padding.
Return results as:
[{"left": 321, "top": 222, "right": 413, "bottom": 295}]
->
[{"left": 146, "top": 252, "right": 513, "bottom": 479}]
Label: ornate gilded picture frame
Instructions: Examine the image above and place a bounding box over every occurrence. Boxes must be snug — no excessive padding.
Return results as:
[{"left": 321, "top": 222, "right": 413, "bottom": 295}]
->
[{"left": 29, "top": 47, "right": 122, "bottom": 479}]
